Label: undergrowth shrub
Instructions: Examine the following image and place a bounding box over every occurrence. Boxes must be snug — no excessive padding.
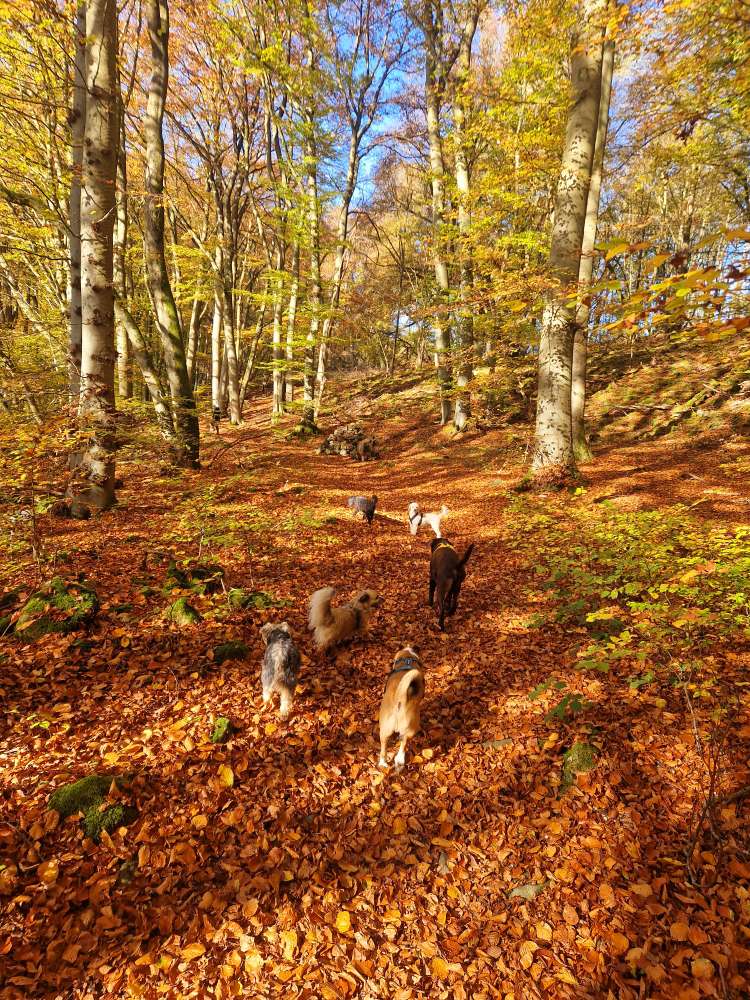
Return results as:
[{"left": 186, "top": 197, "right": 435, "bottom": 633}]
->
[{"left": 512, "top": 499, "right": 750, "bottom": 683}]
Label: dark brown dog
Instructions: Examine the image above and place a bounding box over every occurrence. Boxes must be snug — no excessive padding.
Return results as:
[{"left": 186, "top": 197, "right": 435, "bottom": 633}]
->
[{"left": 429, "top": 538, "right": 474, "bottom": 630}]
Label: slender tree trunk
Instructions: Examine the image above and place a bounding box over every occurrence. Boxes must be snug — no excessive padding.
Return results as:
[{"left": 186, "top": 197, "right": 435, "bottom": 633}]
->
[
  {"left": 424, "top": 32, "right": 452, "bottom": 425},
  {"left": 143, "top": 0, "right": 199, "bottom": 466},
  {"left": 271, "top": 245, "right": 285, "bottom": 419},
  {"left": 0, "top": 351, "right": 43, "bottom": 425},
  {"left": 390, "top": 237, "right": 405, "bottom": 376},
  {"left": 77, "top": 0, "right": 118, "bottom": 510},
  {"left": 68, "top": 1, "right": 86, "bottom": 405},
  {"left": 452, "top": 10, "right": 480, "bottom": 431},
  {"left": 222, "top": 281, "right": 241, "bottom": 424},
  {"left": 114, "top": 102, "right": 132, "bottom": 400},
  {"left": 302, "top": 130, "right": 321, "bottom": 429},
  {"left": 185, "top": 291, "right": 203, "bottom": 382},
  {"left": 571, "top": 34, "right": 615, "bottom": 462},
  {"left": 219, "top": 211, "right": 242, "bottom": 424},
  {"left": 240, "top": 280, "right": 267, "bottom": 407},
  {"left": 285, "top": 240, "right": 299, "bottom": 404},
  {"left": 314, "top": 123, "right": 360, "bottom": 417},
  {"left": 115, "top": 302, "right": 176, "bottom": 440},
  {"left": 211, "top": 248, "right": 222, "bottom": 417},
  {"left": 531, "top": 0, "right": 605, "bottom": 477}
]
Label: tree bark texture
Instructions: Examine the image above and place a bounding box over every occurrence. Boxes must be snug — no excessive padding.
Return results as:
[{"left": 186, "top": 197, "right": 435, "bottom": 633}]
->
[
  {"left": 77, "top": 0, "right": 118, "bottom": 510},
  {"left": 143, "top": 0, "right": 199, "bottom": 465},
  {"left": 532, "top": 0, "right": 605, "bottom": 476},
  {"left": 571, "top": 34, "right": 615, "bottom": 462},
  {"left": 68, "top": 1, "right": 86, "bottom": 405}
]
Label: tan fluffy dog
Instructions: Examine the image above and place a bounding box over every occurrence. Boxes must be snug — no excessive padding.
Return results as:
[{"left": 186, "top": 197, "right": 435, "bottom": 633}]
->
[
  {"left": 308, "top": 586, "right": 380, "bottom": 652},
  {"left": 379, "top": 646, "right": 425, "bottom": 768}
]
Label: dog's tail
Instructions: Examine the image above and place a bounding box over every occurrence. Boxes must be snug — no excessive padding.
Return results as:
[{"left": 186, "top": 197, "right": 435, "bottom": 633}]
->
[
  {"left": 396, "top": 668, "right": 424, "bottom": 704},
  {"left": 459, "top": 543, "right": 475, "bottom": 568},
  {"left": 308, "top": 586, "right": 335, "bottom": 630}
]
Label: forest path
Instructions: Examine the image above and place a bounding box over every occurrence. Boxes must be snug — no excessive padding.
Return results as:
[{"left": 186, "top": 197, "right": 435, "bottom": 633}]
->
[{"left": 1, "top": 402, "right": 748, "bottom": 998}]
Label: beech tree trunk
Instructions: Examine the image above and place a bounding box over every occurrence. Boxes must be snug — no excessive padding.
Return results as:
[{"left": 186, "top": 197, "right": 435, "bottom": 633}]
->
[
  {"left": 271, "top": 246, "right": 285, "bottom": 419},
  {"left": 211, "top": 248, "right": 222, "bottom": 417},
  {"left": 314, "top": 121, "right": 360, "bottom": 418},
  {"left": 531, "top": 0, "right": 605, "bottom": 477},
  {"left": 240, "top": 279, "right": 268, "bottom": 407},
  {"left": 571, "top": 35, "right": 614, "bottom": 462},
  {"left": 143, "top": 0, "right": 199, "bottom": 466},
  {"left": 77, "top": 0, "right": 118, "bottom": 510},
  {"left": 285, "top": 240, "right": 299, "bottom": 404},
  {"left": 114, "top": 103, "right": 132, "bottom": 400},
  {"left": 222, "top": 282, "right": 242, "bottom": 424},
  {"left": 423, "top": 5, "right": 452, "bottom": 425},
  {"left": 115, "top": 302, "right": 176, "bottom": 440},
  {"left": 452, "top": 4, "right": 481, "bottom": 431},
  {"left": 302, "top": 129, "right": 321, "bottom": 429},
  {"left": 68, "top": 1, "right": 86, "bottom": 405}
]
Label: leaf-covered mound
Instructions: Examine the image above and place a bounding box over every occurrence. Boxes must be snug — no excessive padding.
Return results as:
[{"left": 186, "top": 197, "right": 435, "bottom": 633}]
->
[
  {"left": 48, "top": 774, "right": 138, "bottom": 842},
  {"left": 13, "top": 576, "right": 99, "bottom": 641}
]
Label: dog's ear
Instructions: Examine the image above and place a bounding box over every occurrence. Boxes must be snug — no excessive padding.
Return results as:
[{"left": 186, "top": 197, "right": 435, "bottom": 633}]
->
[
  {"left": 259, "top": 622, "right": 274, "bottom": 644},
  {"left": 277, "top": 621, "right": 291, "bottom": 634},
  {"left": 408, "top": 642, "right": 421, "bottom": 655},
  {"left": 430, "top": 537, "right": 441, "bottom": 551},
  {"left": 358, "top": 591, "right": 371, "bottom": 605}
]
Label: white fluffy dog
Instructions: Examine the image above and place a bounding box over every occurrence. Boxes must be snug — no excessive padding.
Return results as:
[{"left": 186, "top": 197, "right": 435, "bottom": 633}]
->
[{"left": 407, "top": 502, "right": 448, "bottom": 538}]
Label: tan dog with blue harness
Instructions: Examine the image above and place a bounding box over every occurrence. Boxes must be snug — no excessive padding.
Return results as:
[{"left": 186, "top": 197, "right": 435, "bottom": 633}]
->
[{"left": 378, "top": 646, "right": 425, "bottom": 768}]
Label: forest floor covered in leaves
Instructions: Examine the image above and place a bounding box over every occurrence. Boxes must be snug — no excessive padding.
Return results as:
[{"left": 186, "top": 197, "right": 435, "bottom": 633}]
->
[{"left": 2, "top": 392, "right": 750, "bottom": 999}]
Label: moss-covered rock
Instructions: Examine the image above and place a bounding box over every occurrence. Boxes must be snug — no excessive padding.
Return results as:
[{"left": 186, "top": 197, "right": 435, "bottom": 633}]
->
[
  {"left": 48, "top": 774, "right": 138, "bottom": 842},
  {"left": 226, "top": 588, "right": 281, "bottom": 611},
  {"left": 560, "top": 741, "right": 597, "bottom": 793},
  {"left": 165, "top": 597, "right": 202, "bottom": 626},
  {"left": 213, "top": 640, "right": 248, "bottom": 664},
  {"left": 164, "top": 560, "right": 224, "bottom": 595},
  {"left": 14, "top": 577, "right": 99, "bottom": 641},
  {"left": 210, "top": 716, "right": 233, "bottom": 743}
]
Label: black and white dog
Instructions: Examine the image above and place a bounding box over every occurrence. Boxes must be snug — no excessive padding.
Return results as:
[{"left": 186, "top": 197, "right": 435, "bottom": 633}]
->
[
  {"left": 259, "top": 622, "right": 300, "bottom": 719},
  {"left": 408, "top": 502, "right": 448, "bottom": 538}
]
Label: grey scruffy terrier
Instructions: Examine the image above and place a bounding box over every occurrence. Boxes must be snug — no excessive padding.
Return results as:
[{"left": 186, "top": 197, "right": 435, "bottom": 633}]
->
[{"left": 259, "top": 622, "right": 300, "bottom": 719}]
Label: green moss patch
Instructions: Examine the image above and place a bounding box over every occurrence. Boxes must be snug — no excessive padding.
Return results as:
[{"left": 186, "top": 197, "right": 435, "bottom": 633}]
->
[
  {"left": 164, "top": 560, "right": 225, "bottom": 595},
  {"left": 165, "top": 597, "right": 202, "bottom": 626},
  {"left": 213, "top": 641, "right": 248, "bottom": 664},
  {"left": 210, "top": 716, "right": 233, "bottom": 743},
  {"left": 560, "top": 741, "right": 597, "bottom": 794},
  {"left": 14, "top": 577, "right": 99, "bottom": 641},
  {"left": 48, "top": 774, "right": 138, "bottom": 842},
  {"left": 227, "top": 588, "right": 284, "bottom": 611}
]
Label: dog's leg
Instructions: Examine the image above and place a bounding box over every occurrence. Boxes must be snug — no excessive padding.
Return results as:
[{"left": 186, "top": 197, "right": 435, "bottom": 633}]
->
[
  {"left": 394, "top": 736, "right": 409, "bottom": 768},
  {"left": 279, "top": 688, "right": 293, "bottom": 720},
  {"left": 379, "top": 729, "right": 389, "bottom": 768},
  {"left": 428, "top": 575, "right": 436, "bottom": 607}
]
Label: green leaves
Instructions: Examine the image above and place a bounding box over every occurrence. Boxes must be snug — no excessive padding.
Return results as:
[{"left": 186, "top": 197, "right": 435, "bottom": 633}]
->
[{"left": 517, "top": 501, "right": 750, "bottom": 688}]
